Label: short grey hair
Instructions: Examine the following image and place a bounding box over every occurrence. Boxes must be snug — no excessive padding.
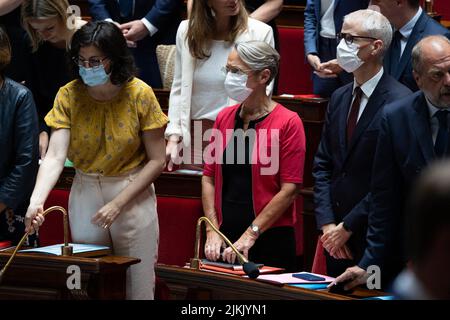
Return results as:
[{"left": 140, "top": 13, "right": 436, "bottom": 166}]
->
[
  {"left": 343, "top": 9, "right": 393, "bottom": 58},
  {"left": 235, "top": 40, "right": 280, "bottom": 84},
  {"left": 412, "top": 35, "right": 450, "bottom": 74}
]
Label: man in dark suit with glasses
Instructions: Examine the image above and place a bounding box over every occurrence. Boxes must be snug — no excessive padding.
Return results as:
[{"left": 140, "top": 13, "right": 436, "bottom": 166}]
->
[
  {"left": 313, "top": 9, "right": 411, "bottom": 284},
  {"left": 333, "top": 35, "right": 450, "bottom": 291}
]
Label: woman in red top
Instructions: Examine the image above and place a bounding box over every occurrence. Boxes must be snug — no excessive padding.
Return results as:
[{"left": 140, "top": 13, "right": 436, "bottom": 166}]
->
[{"left": 202, "top": 41, "right": 306, "bottom": 271}]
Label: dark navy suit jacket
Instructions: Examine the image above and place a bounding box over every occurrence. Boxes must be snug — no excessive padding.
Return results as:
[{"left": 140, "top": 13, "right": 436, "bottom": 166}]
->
[
  {"left": 384, "top": 11, "right": 450, "bottom": 92},
  {"left": 88, "top": 0, "right": 180, "bottom": 44},
  {"left": 362, "top": 91, "right": 438, "bottom": 283},
  {"left": 313, "top": 72, "right": 412, "bottom": 264},
  {"left": 304, "top": 0, "right": 369, "bottom": 56}
]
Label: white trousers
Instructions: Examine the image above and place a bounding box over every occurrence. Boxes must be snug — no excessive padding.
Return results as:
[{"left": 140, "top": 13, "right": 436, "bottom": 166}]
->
[{"left": 69, "top": 168, "right": 159, "bottom": 300}]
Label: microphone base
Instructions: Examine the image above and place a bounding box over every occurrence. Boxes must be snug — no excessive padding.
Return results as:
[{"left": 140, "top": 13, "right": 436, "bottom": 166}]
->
[
  {"left": 61, "top": 245, "right": 73, "bottom": 256},
  {"left": 190, "top": 258, "right": 201, "bottom": 270}
]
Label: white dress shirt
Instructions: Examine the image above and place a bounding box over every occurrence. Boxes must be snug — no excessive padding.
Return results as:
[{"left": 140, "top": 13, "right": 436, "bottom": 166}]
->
[
  {"left": 190, "top": 40, "right": 233, "bottom": 120},
  {"left": 349, "top": 67, "right": 384, "bottom": 122},
  {"left": 319, "top": 0, "right": 336, "bottom": 39},
  {"left": 396, "top": 6, "right": 422, "bottom": 57},
  {"left": 426, "top": 97, "right": 450, "bottom": 144}
]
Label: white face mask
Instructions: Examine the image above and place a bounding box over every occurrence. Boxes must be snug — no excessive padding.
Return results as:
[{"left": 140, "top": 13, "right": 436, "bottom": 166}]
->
[
  {"left": 224, "top": 71, "right": 253, "bottom": 102},
  {"left": 336, "top": 39, "right": 364, "bottom": 73}
]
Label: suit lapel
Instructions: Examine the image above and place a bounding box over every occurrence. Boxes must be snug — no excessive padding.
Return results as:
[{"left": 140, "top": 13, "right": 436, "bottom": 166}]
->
[
  {"left": 394, "top": 11, "right": 427, "bottom": 79},
  {"left": 344, "top": 74, "right": 388, "bottom": 160},
  {"left": 412, "top": 93, "right": 434, "bottom": 163}
]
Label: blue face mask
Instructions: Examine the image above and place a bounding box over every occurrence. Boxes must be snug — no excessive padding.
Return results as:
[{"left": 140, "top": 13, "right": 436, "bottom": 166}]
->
[{"left": 79, "top": 65, "right": 110, "bottom": 87}]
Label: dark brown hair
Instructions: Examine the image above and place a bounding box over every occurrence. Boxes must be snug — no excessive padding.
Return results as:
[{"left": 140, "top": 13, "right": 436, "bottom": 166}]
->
[
  {"left": 70, "top": 21, "right": 136, "bottom": 86},
  {"left": 0, "top": 27, "right": 11, "bottom": 77}
]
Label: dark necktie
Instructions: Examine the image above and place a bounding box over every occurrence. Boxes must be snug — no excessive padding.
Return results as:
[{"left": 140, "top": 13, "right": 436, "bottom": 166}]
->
[
  {"left": 389, "top": 31, "right": 403, "bottom": 75},
  {"left": 119, "top": 0, "right": 133, "bottom": 18},
  {"left": 347, "top": 87, "right": 363, "bottom": 145},
  {"left": 434, "top": 110, "right": 449, "bottom": 157}
]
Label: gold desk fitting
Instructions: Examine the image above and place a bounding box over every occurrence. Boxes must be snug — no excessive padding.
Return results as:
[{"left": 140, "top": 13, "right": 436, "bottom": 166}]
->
[
  {"left": 190, "top": 216, "right": 260, "bottom": 279},
  {"left": 0, "top": 206, "right": 73, "bottom": 283}
]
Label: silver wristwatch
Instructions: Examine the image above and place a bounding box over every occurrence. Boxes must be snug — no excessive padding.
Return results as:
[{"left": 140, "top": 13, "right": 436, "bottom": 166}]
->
[{"left": 249, "top": 224, "right": 261, "bottom": 236}]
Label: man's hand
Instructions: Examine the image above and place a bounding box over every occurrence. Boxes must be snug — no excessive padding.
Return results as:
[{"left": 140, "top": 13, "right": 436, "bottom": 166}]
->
[
  {"left": 222, "top": 228, "right": 258, "bottom": 264},
  {"left": 315, "top": 59, "right": 343, "bottom": 78},
  {"left": 328, "top": 265, "right": 368, "bottom": 290},
  {"left": 321, "top": 222, "right": 352, "bottom": 258},
  {"left": 119, "top": 20, "right": 149, "bottom": 42},
  {"left": 321, "top": 223, "right": 336, "bottom": 234},
  {"left": 331, "top": 244, "right": 354, "bottom": 260},
  {"left": 307, "top": 54, "right": 322, "bottom": 71}
]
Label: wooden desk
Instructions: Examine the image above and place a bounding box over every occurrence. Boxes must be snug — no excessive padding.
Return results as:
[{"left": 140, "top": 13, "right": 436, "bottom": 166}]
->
[
  {"left": 442, "top": 20, "right": 450, "bottom": 29},
  {"left": 0, "top": 251, "right": 139, "bottom": 299},
  {"left": 156, "top": 264, "right": 385, "bottom": 300}
]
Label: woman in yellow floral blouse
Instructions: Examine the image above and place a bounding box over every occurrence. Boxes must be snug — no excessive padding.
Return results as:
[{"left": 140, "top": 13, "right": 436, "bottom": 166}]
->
[{"left": 25, "top": 21, "right": 167, "bottom": 300}]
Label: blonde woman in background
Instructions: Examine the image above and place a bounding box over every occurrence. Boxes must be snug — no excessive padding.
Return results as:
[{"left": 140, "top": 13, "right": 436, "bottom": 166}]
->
[
  {"left": 165, "top": 0, "right": 274, "bottom": 171},
  {"left": 21, "top": 0, "right": 86, "bottom": 159}
]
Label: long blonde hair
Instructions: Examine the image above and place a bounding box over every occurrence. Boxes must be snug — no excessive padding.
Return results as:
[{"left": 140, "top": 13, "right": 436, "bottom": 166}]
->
[
  {"left": 21, "top": 0, "right": 70, "bottom": 52},
  {"left": 187, "top": 0, "right": 248, "bottom": 60}
]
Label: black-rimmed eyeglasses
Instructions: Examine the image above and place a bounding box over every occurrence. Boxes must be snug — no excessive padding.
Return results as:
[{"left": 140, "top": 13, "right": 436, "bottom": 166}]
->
[
  {"left": 73, "top": 56, "right": 109, "bottom": 68},
  {"left": 336, "top": 32, "right": 378, "bottom": 45}
]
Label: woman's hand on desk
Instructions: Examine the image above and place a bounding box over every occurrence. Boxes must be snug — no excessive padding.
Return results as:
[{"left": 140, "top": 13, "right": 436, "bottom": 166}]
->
[
  {"left": 222, "top": 229, "right": 258, "bottom": 264},
  {"left": 25, "top": 204, "right": 45, "bottom": 235},
  {"left": 91, "top": 201, "right": 122, "bottom": 229},
  {"left": 204, "top": 231, "right": 224, "bottom": 261}
]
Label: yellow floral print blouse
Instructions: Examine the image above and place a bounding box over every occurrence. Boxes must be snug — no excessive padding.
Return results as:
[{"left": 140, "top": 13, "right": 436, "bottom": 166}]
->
[{"left": 45, "top": 78, "right": 168, "bottom": 176}]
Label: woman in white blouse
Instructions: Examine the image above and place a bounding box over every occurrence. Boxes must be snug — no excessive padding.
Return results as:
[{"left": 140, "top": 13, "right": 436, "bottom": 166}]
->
[{"left": 165, "top": 0, "right": 274, "bottom": 170}]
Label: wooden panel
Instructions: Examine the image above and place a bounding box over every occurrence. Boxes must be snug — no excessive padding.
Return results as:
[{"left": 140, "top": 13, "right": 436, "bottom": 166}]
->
[
  {"left": 0, "top": 251, "right": 139, "bottom": 300},
  {"left": 275, "top": 5, "right": 305, "bottom": 28}
]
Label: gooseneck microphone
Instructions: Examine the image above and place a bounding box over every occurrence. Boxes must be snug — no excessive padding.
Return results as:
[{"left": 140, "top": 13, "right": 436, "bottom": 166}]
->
[
  {"left": 0, "top": 206, "right": 73, "bottom": 284},
  {"left": 190, "top": 217, "right": 260, "bottom": 279}
]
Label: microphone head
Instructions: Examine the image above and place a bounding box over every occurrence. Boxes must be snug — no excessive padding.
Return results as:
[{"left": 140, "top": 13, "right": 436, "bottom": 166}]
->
[{"left": 243, "top": 262, "right": 260, "bottom": 279}]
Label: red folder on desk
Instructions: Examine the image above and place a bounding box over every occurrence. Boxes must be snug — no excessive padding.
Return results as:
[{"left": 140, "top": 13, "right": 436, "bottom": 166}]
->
[{"left": 0, "top": 241, "right": 12, "bottom": 250}]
